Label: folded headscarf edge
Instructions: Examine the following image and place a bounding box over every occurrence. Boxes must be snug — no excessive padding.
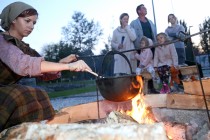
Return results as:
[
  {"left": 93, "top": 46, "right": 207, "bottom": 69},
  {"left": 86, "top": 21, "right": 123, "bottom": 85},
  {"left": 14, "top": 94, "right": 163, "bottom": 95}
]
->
[{"left": 0, "top": 2, "right": 35, "bottom": 31}]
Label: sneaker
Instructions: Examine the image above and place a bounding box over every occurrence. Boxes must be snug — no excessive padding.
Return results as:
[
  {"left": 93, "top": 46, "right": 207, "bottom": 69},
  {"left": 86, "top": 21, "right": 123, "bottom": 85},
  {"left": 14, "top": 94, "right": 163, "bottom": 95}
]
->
[
  {"left": 164, "top": 84, "right": 171, "bottom": 93},
  {"left": 160, "top": 84, "right": 170, "bottom": 94}
]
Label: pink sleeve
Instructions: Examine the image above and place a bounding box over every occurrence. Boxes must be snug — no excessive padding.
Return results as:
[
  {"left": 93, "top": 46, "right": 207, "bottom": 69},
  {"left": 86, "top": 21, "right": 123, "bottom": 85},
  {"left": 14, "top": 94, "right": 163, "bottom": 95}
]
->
[
  {"left": 135, "top": 53, "right": 140, "bottom": 60},
  {"left": 0, "top": 35, "right": 44, "bottom": 76}
]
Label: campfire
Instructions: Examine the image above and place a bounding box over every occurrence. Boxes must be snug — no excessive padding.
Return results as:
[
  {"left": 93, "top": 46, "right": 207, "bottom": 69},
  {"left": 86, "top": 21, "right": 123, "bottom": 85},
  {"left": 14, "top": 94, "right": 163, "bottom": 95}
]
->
[{"left": 1, "top": 70, "right": 210, "bottom": 139}]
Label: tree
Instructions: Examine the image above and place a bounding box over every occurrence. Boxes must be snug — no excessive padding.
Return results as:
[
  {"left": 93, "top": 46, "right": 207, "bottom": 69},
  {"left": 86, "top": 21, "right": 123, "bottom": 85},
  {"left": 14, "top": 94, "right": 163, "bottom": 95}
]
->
[
  {"left": 42, "top": 43, "right": 59, "bottom": 62},
  {"left": 199, "top": 17, "right": 210, "bottom": 65},
  {"left": 41, "top": 41, "right": 82, "bottom": 80},
  {"left": 100, "top": 43, "right": 110, "bottom": 54},
  {"left": 179, "top": 20, "right": 188, "bottom": 32},
  {"left": 199, "top": 17, "right": 210, "bottom": 54},
  {"left": 179, "top": 20, "right": 195, "bottom": 61},
  {"left": 41, "top": 12, "right": 104, "bottom": 80},
  {"left": 42, "top": 41, "right": 78, "bottom": 61},
  {"left": 62, "top": 11, "right": 103, "bottom": 56}
]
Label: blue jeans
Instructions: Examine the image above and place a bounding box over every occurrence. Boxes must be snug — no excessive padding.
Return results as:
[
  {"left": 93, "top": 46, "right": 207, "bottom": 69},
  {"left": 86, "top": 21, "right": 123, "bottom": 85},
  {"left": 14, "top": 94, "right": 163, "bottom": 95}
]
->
[{"left": 176, "top": 48, "right": 186, "bottom": 65}]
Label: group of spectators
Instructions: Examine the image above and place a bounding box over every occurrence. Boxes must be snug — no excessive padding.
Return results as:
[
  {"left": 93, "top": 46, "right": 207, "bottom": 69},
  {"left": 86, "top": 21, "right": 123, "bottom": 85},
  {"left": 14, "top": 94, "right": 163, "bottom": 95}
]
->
[{"left": 111, "top": 4, "right": 187, "bottom": 94}]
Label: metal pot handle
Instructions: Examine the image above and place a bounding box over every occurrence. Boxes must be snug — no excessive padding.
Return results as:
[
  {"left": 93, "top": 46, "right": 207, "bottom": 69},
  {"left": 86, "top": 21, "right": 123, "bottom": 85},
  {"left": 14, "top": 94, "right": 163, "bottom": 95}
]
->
[{"left": 98, "top": 50, "right": 133, "bottom": 77}]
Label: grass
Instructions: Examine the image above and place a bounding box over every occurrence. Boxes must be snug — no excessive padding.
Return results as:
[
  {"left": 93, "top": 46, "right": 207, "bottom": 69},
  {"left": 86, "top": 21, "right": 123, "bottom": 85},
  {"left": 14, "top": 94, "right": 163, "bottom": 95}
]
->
[
  {"left": 48, "top": 85, "right": 97, "bottom": 99},
  {"left": 38, "top": 79, "right": 96, "bottom": 86}
]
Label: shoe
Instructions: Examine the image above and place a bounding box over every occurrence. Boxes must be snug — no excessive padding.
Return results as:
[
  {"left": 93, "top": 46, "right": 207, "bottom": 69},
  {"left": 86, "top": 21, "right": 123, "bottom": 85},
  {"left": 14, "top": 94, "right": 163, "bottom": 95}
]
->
[
  {"left": 160, "top": 87, "right": 165, "bottom": 94},
  {"left": 160, "top": 84, "right": 170, "bottom": 94}
]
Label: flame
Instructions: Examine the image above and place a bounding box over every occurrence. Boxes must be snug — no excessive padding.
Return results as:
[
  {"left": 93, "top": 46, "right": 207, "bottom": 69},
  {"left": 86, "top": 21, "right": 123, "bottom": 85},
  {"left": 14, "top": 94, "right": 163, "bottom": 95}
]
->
[{"left": 124, "top": 75, "right": 155, "bottom": 124}]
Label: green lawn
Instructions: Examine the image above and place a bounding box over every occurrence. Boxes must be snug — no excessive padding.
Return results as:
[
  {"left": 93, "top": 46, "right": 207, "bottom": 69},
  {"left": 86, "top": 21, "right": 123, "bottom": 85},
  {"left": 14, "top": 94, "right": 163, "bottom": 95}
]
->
[{"left": 48, "top": 85, "right": 97, "bottom": 99}]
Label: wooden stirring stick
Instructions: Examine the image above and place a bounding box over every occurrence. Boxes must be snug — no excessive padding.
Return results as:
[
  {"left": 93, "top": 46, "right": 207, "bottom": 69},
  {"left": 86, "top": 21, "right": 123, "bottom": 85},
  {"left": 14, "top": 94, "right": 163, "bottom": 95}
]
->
[{"left": 85, "top": 69, "right": 99, "bottom": 77}]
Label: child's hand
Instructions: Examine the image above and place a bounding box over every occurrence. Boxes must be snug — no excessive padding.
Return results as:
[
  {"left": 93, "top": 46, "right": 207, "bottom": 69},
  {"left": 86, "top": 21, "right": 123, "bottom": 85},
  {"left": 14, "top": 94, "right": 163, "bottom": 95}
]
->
[
  {"left": 140, "top": 65, "right": 145, "bottom": 68},
  {"left": 154, "top": 67, "right": 158, "bottom": 71},
  {"left": 135, "top": 53, "right": 140, "bottom": 59},
  {"left": 172, "top": 65, "right": 179, "bottom": 69}
]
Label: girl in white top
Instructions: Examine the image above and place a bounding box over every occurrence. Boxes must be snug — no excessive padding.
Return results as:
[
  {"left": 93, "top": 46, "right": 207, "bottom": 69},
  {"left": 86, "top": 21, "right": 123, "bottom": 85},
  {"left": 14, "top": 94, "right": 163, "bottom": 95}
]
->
[{"left": 154, "top": 32, "right": 178, "bottom": 93}]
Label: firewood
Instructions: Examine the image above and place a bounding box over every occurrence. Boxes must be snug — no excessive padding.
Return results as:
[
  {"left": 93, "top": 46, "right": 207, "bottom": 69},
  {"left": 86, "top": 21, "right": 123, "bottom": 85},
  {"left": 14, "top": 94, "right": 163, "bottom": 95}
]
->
[
  {"left": 105, "top": 111, "right": 138, "bottom": 124},
  {"left": 143, "top": 94, "right": 167, "bottom": 107},
  {"left": 0, "top": 122, "right": 168, "bottom": 140},
  {"left": 167, "top": 94, "right": 210, "bottom": 109},
  {"left": 182, "top": 78, "right": 210, "bottom": 95},
  {"left": 48, "top": 93, "right": 210, "bottom": 125},
  {"left": 47, "top": 100, "right": 132, "bottom": 124}
]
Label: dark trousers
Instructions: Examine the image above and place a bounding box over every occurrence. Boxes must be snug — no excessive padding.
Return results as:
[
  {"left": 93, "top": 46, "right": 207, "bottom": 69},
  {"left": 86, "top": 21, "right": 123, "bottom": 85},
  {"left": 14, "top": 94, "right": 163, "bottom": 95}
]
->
[{"left": 148, "top": 79, "right": 154, "bottom": 89}]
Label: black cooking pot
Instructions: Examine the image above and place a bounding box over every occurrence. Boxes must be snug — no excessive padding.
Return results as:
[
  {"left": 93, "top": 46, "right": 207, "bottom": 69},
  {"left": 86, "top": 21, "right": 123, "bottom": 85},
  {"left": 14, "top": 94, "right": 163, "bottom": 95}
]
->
[{"left": 96, "top": 51, "right": 141, "bottom": 102}]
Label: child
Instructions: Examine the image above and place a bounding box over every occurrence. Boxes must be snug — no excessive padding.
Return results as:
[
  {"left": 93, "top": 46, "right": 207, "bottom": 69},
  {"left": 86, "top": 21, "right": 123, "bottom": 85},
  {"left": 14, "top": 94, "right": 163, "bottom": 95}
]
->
[
  {"left": 154, "top": 33, "right": 179, "bottom": 93},
  {"left": 135, "top": 36, "right": 156, "bottom": 80}
]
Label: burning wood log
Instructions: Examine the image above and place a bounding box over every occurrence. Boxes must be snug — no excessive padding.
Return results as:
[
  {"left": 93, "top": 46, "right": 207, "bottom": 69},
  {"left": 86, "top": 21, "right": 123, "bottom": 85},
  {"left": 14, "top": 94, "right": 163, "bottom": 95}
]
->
[
  {"left": 164, "top": 121, "right": 187, "bottom": 140},
  {"left": 105, "top": 111, "right": 138, "bottom": 124},
  {"left": 47, "top": 100, "right": 133, "bottom": 124}
]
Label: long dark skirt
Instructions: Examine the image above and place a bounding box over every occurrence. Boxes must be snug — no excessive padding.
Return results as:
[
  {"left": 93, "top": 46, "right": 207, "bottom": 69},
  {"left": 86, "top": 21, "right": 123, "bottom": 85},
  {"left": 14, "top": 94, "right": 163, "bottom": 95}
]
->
[{"left": 0, "top": 84, "right": 55, "bottom": 131}]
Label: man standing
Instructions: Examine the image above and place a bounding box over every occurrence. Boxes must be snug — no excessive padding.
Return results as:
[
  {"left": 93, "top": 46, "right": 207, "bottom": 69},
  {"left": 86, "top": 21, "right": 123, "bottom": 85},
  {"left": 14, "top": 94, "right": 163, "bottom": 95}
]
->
[
  {"left": 130, "top": 4, "right": 157, "bottom": 52},
  {"left": 130, "top": 4, "right": 158, "bottom": 93}
]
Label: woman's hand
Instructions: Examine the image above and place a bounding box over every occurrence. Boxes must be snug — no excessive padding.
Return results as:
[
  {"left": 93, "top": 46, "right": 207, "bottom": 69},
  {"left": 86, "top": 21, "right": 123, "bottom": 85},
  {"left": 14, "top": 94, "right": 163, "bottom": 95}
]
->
[
  {"left": 68, "top": 60, "right": 92, "bottom": 72},
  {"left": 118, "top": 44, "right": 123, "bottom": 49},
  {"left": 154, "top": 67, "right": 158, "bottom": 71},
  {"left": 59, "top": 54, "right": 78, "bottom": 64}
]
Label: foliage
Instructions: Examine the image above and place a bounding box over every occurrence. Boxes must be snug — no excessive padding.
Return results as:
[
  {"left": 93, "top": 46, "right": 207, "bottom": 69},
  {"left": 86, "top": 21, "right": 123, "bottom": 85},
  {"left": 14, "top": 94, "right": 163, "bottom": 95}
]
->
[
  {"left": 100, "top": 43, "right": 110, "bottom": 55},
  {"left": 62, "top": 11, "right": 103, "bottom": 55},
  {"left": 42, "top": 43, "right": 58, "bottom": 62},
  {"left": 42, "top": 41, "right": 79, "bottom": 62},
  {"left": 42, "top": 11, "right": 103, "bottom": 60},
  {"left": 41, "top": 11, "right": 104, "bottom": 80},
  {"left": 179, "top": 20, "right": 188, "bottom": 32},
  {"left": 97, "top": 36, "right": 114, "bottom": 76},
  {"left": 100, "top": 35, "right": 112, "bottom": 55},
  {"left": 179, "top": 20, "right": 195, "bottom": 61},
  {"left": 199, "top": 17, "right": 210, "bottom": 54}
]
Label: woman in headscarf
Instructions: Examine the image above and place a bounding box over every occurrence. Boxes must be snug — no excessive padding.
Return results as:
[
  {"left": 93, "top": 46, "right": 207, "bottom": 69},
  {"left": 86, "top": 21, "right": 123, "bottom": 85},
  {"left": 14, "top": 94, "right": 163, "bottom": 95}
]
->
[{"left": 0, "top": 2, "right": 92, "bottom": 131}]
